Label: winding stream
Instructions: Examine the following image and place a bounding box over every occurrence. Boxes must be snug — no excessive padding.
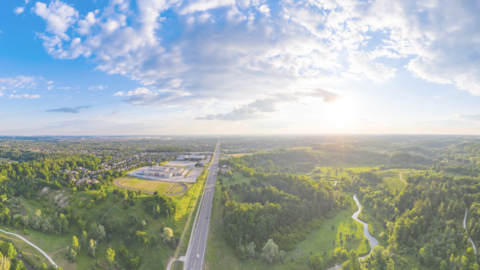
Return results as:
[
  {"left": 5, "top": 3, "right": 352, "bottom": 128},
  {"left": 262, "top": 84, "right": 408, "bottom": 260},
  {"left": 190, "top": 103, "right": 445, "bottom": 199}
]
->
[
  {"left": 326, "top": 195, "right": 379, "bottom": 270},
  {"left": 464, "top": 208, "right": 477, "bottom": 263}
]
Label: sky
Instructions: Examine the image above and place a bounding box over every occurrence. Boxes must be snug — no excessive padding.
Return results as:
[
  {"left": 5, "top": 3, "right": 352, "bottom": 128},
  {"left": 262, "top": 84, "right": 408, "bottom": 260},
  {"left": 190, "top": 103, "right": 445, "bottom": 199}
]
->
[{"left": 1, "top": 0, "right": 480, "bottom": 135}]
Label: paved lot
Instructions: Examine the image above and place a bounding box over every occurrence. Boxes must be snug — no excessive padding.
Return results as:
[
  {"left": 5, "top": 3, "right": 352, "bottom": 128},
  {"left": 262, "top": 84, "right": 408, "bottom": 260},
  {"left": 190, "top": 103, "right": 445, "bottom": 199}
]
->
[
  {"left": 166, "top": 161, "right": 199, "bottom": 168},
  {"left": 127, "top": 167, "right": 201, "bottom": 183}
]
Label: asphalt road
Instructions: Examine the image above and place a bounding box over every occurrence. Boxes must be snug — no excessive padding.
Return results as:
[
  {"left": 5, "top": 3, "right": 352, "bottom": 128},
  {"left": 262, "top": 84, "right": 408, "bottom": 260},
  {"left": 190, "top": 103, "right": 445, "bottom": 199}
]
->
[{"left": 185, "top": 142, "right": 220, "bottom": 270}]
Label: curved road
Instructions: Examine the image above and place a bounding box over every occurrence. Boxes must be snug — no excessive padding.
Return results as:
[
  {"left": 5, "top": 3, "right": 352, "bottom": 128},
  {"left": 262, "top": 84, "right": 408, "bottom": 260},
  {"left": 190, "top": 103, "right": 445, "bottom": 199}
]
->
[
  {"left": 0, "top": 228, "right": 57, "bottom": 268},
  {"left": 185, "top": 142, "right": 220, "bottom": 270},
  {"left": 114, "top": 178, "right": 188, "bottom": 196}
]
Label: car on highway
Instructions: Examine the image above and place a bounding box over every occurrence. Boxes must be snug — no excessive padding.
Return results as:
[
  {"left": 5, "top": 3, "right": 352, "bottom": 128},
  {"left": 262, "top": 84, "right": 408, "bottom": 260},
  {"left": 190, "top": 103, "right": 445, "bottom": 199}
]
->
[{"left": 197, "top": 254, "right": 199, "bottom": 259}]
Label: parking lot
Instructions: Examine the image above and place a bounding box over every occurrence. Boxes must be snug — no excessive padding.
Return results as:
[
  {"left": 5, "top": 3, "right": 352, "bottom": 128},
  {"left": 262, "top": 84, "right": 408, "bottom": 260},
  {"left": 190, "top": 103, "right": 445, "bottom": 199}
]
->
[{"left": 127, "top": 166, "right": 202, "bottom": 183}]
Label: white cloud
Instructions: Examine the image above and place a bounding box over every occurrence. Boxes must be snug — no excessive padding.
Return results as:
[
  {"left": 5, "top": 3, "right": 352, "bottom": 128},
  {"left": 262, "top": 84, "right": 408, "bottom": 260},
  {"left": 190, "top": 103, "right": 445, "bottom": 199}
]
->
[
  {"left": 14, "top": 7, "right": 25, "bottom": 15},
  {"left": 31, "top": 0, "right": 480, "bottom": 117},
  {"left": 0, "top": 76, "right": 44, "bottom": 90},
  {"left": 10, "top": 94, "right": 41, "bottom": 99},
  {"left": 58, "top": 86, "right": 70, "bottom": 89},
  {"left": 34, "top": 0, "right": 78, "bottom": 40},
  {"left": 88, "top": 85, "right": 108, "bottom": 91},
  {"left": 114, "top": 87, "right": 193, "bottom": 107}
]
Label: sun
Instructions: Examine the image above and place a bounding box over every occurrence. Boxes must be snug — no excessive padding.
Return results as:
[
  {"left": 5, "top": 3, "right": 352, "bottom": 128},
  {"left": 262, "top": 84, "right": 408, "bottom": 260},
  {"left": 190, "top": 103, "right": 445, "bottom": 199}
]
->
[{"left": 324, "top": 98, "right": 356, "bottom": 129}]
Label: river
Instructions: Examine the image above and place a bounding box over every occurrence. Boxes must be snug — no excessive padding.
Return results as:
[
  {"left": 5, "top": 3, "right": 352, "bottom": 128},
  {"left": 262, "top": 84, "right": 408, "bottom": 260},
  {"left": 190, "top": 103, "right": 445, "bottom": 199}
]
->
[
  {"left": 464, "top": 208, "right": 477, "bottom": 263},
  {"left": 326, "top": 195, "right": 379, "bottom": 270}
]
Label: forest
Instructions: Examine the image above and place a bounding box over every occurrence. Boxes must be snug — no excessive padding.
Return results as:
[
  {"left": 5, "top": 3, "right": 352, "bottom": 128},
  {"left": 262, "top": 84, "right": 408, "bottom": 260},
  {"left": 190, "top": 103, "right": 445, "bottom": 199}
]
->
[{"left": 213, "top": 138, "right": 480, "bottom": 270}]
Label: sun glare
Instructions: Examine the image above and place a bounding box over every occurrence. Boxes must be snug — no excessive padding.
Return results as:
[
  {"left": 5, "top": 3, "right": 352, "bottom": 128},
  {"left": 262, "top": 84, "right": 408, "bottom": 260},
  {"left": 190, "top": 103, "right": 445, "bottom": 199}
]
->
[{"left": 325, "top": 98, "right": 356, "bottom": 129}]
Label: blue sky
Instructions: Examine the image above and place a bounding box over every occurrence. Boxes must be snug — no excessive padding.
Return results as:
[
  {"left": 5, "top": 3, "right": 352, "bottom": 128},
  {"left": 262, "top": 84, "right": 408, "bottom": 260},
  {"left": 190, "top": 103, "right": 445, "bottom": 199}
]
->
[{"left": 1, "top": 0, "right": 480, "bottom": 135}]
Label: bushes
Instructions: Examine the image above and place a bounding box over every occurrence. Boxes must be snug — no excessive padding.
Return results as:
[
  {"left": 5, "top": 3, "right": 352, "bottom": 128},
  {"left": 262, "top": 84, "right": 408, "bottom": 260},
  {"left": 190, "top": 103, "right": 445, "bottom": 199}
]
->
[
  {"left": 308, "top": 254, "right": 324, "bottom": 270},
  {"left": 117, "top": 245, "right": 140, "bottom": 270},
  {"left": 143, "top": 194, "right": 178, "bottom": 217}
]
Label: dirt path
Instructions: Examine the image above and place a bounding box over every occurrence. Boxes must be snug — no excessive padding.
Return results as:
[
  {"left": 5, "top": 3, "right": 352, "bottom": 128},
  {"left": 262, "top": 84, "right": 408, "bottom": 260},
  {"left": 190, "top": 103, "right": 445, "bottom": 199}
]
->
[
  {"left": 0, "top": 228, "right": 57, "bottom": 267},
  {"left": 114, "top": 178, "right": 188, "bottom": 196},
  {"left": 399, "top": 173, "right": 407, "bottom": 185}
]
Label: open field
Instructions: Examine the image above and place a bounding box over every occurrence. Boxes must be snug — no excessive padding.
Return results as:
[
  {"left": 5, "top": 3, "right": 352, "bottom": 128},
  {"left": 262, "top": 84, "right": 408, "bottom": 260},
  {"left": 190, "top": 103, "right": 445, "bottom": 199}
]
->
[
  {"left": 118, "top": 177, "right": 186, "bottom": 194},
  {"left": 227, "top": 153, "right": 253, "bottom": 157},
  {"left": 206, "top": 176, "right": 368, "bottom": 270}
]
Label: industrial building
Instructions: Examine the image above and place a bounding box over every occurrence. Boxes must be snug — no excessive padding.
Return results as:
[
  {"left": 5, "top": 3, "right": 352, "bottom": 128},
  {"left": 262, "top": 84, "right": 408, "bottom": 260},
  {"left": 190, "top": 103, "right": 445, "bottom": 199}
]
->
[
  {"left": 141, "top": 166, "right": 185, "bottom": 178},
  {"left": 176, "top": 155, "right": 206, "bottom": 161}
]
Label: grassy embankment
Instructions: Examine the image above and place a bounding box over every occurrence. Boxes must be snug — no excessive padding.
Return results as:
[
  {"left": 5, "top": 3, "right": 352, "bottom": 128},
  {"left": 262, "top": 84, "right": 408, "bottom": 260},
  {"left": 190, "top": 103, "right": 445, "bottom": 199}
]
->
[
  {"left": 10, "top": 175, "right": 201, "bottom": 270},
  {"left": 205, "top": 172, "right": 368, "bottom": 270}
]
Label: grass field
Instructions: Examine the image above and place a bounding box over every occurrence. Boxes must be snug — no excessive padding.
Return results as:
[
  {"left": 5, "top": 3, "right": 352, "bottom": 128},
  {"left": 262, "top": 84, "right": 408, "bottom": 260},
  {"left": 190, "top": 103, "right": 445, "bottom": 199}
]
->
[
  {"left": 118, "top": 177, "right": 186, "bottom": 194},
  {"left": 227, "top": 153, "right": 254, "bottom": 157},
  {"left": 206, "top": 175, "right": 369, "bottom": 270}
]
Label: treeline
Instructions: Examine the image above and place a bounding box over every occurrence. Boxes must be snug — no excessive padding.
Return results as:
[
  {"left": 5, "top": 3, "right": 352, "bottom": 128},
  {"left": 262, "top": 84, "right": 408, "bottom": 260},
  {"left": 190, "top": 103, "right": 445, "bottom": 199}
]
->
[
  {"left": 222, "top": 150, "right": 319, "bottom": 174},
  {"left": 312, "top": 144, "right": 388, "bottom": 165},
  {"left": 387, "top": 152, "right": 431, "bottom": 166},
  {"left": 222, "top": 150, "right": 433, "bottom": 176},
  {"left": 221, "top": 171, "right": 354, "bottom": 260}
]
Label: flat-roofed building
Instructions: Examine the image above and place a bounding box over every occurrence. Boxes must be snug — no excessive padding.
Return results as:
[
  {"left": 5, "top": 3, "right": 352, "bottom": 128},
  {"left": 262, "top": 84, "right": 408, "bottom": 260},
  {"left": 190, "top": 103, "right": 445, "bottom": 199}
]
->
[
  {"left": 142, "top": 166, "right": 185, "bottom": 178},
  {"left": 176, "top": 155, "right": 206, "bottom": 161}
]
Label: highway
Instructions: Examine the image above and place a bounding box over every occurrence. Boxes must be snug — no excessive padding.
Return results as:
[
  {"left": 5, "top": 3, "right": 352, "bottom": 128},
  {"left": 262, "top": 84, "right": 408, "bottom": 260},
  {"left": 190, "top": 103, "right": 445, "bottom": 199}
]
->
[{"left": 184, "top": 142, "right": 220, "bottom": 270}]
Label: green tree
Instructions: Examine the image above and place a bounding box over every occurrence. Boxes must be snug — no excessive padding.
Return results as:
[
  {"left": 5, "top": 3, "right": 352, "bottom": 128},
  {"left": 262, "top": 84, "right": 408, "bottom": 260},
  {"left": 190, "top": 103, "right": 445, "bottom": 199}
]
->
[
  {"left": 260, "top": 239, "right": 279, "bottom": 264},
  {"left": 309, "top": 254, "right": 324, "bottom": 270},
  {"left": 81, "top": 231, "right": 87, "bottom": 248},
  {"left": 246, "top": 242, "right": 256, "bottom": 260},
  {"left": 72, "top": 236, "right": 79, "bottom": 253},
  {"left": 136, "top": 231, "right": 148, "bottom": 245},
  {"left": 66, "top": 247, "right": 77, "bottom": 263},
  {"left": 78, "top": 220, "right": 85, "bottom": 232},
  {"left": 106, "top": 248, "right": 115, "bottom": 266},
  {"left": 163, "top": 227, "right": 173, "bottom": 243},
  {"left": 88, "top": 239, "right": 96, "bottom": 258},
  {"left": 0, "top": 256, "right": 10, "bottom": 270},
  {"left": 0, "top": 243, "right": 17, "bottom": 260}
]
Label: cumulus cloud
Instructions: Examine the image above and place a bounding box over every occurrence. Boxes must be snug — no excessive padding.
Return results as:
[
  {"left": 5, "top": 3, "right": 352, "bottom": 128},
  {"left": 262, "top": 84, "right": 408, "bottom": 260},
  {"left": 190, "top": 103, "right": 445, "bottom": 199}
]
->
[
  {"left": 88, "top": 85, "right": 108, "bottom": 91},
  {"left": 196, "top": 89, "right": 340, "bottom": 121},
  {"left": 30, "top": 0, "right": 480, "bottom": 114},
  {"left": 10, "top": 94, "right": 41, "bottom": 99},
  {"left": 46, "top": 105, "right": 92, "bottom": 113},
  {"left": 14, "top": 7, "right": 25, "bottom": 15},
  {"left": 34, "top": 0, "right": 78, "bottom": 40}
]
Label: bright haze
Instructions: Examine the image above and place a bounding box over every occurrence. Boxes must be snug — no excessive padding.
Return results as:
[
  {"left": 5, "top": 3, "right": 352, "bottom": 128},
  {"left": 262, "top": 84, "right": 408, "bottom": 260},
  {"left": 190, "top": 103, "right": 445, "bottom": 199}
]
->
[{"left": 1, "top": 0, "right": 480, "bottom": 135}]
